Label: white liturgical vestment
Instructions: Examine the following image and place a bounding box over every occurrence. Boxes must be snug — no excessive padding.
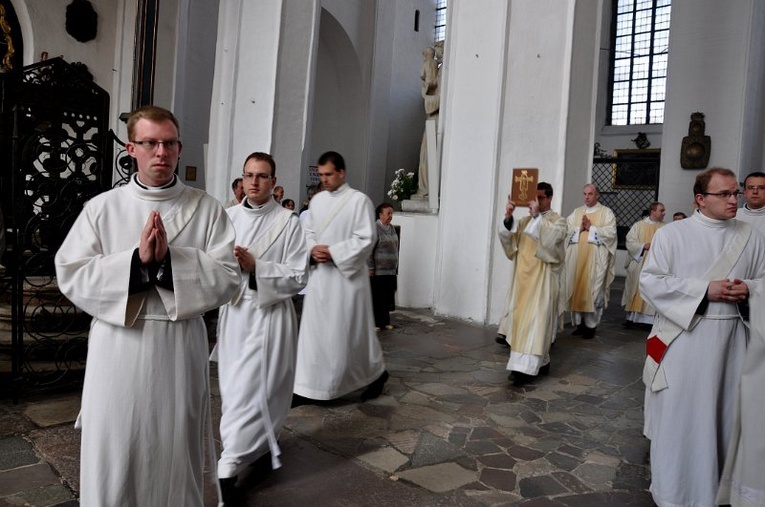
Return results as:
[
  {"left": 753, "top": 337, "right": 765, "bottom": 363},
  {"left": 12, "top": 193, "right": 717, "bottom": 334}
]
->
[
  {"left": 293, "top": 183, "right": 385, "bottom": 400},
  {"left": 639, "top": 213, "right": 765, "bottom": 507},
  {"left": 215, "top": 198, "right": 308, "bottom": 478},
  {"left": 498, "top": 210, "right": 566, "bottom": 375},
  {"left": 55, "top": 175, "right": 239, "bottom": 507},
  {"left": 736, "top": 204, "right": 765, "bottom": 237}
]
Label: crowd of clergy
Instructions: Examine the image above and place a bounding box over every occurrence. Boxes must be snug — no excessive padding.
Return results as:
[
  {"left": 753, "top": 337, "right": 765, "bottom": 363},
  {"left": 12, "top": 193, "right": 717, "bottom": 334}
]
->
[
  {"left": 495, "top": 170, "right": 765, "bottom": 507},
  {"left": 51, "top": 103, "right": 765, "bottom": 507}
]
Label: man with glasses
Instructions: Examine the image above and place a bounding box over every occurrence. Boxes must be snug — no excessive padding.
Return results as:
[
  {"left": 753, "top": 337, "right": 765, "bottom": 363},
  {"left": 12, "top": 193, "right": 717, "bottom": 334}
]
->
[
  {"left": 640, "top": 168, "right": 765, "bottom": 507},
  {"left": 736, "top": 170, "right": 765, "bottom": 236},
  {"left": 213, "top": 152, "right": 308, "bottom": 502},
  {"left": 293, "top": 151, "right": 388, "bottom": 406},
  {"left": 496, "top": 182, "right": 567, "bottom": 386},
  {"left": 621, "top": 202, "right": 666, "bottom": 330},
  {"left": 561, "top": 183, "right": 617, "bottom": 339},
  {"left": 55, "top": 105, "right": 239, "bottom": 506}
]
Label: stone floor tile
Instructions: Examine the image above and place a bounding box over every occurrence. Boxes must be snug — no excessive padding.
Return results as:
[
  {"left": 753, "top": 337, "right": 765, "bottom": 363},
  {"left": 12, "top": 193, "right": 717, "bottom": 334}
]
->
[
  {"left": 357, "top": 446, "right": 409, "bottom": 474},
  {"left": 11, "top": 483, "right": 75, "bottom": 506},
  {"left": 572, "top": 463, "right": 617, "bottom": 489},
  {"left": 22, "top": 396, "right": 80, "bottom": 429},
  {"left": 410, "top": 432, "right": 466, "bottom": 468},
  {"left": 545, "top": 452, "right": 580, "bottom": 472},
  {"left": 519, "top": 475, "right": 568, "bottom": 498},
  {"left": 0, "top": 437, "right": 37, "bottom": 471},
  {"left": 478, "top": 468, "right": 516, "bottom": 492},
  {"left": 551, "top": 471, "right": 592, "bottom": 494},
  {"left": 507, "top": 445, "right": 546, "bottom": 461},
  {"left": 470, "top": 427, "right": 505, "bottom": 440},
  {"left": 516, "top": 498, "right": 568, "bottom": 507},
  {"left": 477, "top": 453, "right": 516, "bottom": 470},
  {"left": 385, "top": 429, "right": 420, "bottom": 454},
  {"left": 612, "top": 462, "right": 651, "bottom": 491},
  {"left": 583, "top": 450, "right": 621, "bottom": 467},
  {"left": 0, "top": 464, "right": 58, "bottom": 496},
  {"left": 397, "top": 462, "right": 477, "bottom": 493}
]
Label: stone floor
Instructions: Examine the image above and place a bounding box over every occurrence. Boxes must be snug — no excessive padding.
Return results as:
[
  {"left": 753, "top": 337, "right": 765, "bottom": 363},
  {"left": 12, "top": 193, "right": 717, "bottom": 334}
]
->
[{"left": 0, "top": 278, "right": 656, "bottom": 506}]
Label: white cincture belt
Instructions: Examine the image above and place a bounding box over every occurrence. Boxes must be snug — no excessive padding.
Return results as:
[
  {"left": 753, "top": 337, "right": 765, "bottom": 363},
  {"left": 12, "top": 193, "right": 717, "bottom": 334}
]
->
[
  {"left": 698, "top": 313, "right": 741, "bottom": 320},
  {"left": 134, "top": 314, "right": 173, "bottom": 321}
]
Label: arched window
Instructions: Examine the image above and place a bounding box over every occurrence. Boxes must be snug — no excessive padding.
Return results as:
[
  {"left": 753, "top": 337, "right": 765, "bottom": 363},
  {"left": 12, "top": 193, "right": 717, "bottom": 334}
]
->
[{"left": 608, "top": 0, "right": 671, "bottom": 125}]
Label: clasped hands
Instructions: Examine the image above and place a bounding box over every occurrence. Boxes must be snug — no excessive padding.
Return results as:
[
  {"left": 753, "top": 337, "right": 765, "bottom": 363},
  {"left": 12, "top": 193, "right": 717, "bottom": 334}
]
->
[
  {"left": 311, "top": 245, "right": 332, "bottom": 264},
  {"left": 139, "top": 211, "right": 168, "bottom": 265},
  {"left": 234, "top": 246, "right": 255, "bottom": 273},
  {"left": 707, "top": 278, "right": 748, "bottom": 303},
  {"left": 580, "top": 215, "right": 591, "bottom": 232}
]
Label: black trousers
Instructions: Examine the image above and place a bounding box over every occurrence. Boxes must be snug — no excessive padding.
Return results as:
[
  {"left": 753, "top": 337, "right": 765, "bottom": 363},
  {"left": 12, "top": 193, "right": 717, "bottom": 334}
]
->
[{"left": 370, "top": 275, "right": 396, "bottom": 327}]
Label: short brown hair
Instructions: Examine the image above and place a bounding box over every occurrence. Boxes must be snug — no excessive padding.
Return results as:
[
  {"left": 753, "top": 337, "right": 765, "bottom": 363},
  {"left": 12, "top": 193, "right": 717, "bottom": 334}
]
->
[
  {"left": 243, "top": 152, "right": 276, "bottom": 177},
  {"left": 693, "top": 167, "right": 736, "bottom": 196},
  {"left": 649, "top": 201, "right": 664, "bottom": 212},
  {"left": 126, "top": 105, "right": 179, "bottom": 141}
]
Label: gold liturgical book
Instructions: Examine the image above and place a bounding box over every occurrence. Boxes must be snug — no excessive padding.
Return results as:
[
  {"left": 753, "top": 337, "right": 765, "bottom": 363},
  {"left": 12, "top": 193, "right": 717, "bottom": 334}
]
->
[{"left": 510, "top": 168, "right": 539, "bottom": 206}]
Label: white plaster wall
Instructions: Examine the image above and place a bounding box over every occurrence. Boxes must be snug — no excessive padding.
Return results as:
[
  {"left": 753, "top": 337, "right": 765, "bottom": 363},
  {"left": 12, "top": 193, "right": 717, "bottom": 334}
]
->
[
  {"left": 384, "top": 0, "right": 437, "bottom": 204},
  {"left": 658, "top": 0, "right": 757, "bottom": 214},
  {"left": 433, "top": 0, "right": 508, "bottom": 323},
  {"left": 207, "top": 1, "right": 282, "bottom": 203},
  {"left": 392, "top": 213, "right": 437, "bottom": 308},
  {"left": 272, "top": 1, "right": 320, "bottom": 205},
  {"left": 487, "top": 1, "right": 576, "bottom": 325},
  {"left": 173, "top": 0, "right": 219, "bottom": 190},
  {"left": 14, "top": 0, "right": 118, "bottom": 89}
]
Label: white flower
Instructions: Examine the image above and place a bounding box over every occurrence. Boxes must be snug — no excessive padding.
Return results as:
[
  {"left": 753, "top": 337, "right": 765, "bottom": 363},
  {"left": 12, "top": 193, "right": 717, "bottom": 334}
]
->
[
  {"left": 396, "top": 168, "right": 404, "bottom": 175},
  {"left": 392, "top": 195, "right": 399, "bottom": 201},
  {"left": 407, "top": 172, "right": 414, "bottom": 178}
]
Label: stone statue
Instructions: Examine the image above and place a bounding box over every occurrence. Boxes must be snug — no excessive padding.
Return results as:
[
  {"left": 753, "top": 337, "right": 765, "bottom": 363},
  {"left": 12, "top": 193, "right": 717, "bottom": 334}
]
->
[{"left": 415, "top": 42, "right": 443, "bottom": 197}]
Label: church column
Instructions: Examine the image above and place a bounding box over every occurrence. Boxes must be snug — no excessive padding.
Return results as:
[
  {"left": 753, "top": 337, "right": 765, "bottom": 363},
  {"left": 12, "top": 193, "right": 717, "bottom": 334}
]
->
[
  {"left": 208, "top": 0, "right": 319, "bottom": 203},
  {"left": 658, "top": 0, "right": 765, "bottom": 214},
  {"left": 432, "top": 0, "right": 510, "bottom": 322}
]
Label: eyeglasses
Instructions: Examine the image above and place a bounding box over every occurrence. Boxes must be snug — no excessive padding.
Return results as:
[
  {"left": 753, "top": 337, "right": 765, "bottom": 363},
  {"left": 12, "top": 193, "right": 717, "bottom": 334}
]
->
[
  {"left": 243, "top": 173, "right": 273, "bottom": 181},
  {"left": 745, "top": 185, "right": 765, "bottom": 192},
  {"left": 703, "top": 191, "right": 742, "bottom": 199},
  {"left": 131, "top": 139, "right": 182, "bottom": 151}
]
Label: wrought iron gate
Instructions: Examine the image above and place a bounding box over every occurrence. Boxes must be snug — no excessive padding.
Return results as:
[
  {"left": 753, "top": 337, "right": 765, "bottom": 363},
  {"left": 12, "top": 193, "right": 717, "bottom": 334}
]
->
[
  {"left": 0, "top": 58, "right": 113, "bottom": 400},
  {"left": 591, "top": 150, "right": 661, "bottom": 249}
]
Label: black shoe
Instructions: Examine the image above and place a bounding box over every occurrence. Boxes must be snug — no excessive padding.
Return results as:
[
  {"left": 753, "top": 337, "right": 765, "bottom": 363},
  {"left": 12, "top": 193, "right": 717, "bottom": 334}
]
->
[
  {"left": 572, "top": 324, "right": 585, "bottom": 336},
  {"left": 361, "top": 370, "right": 389, "bottom": 401},
  {"left": 511, "top": 371, "right": 535, "bottom": 386},
  {"left": 538, "top": 364, "right": 550, "bottom": 376},
  {"left": 291, "top": 394, "right": 316, "bottom": 408},
  {"left": 622, "top": 320, "right": 634, "bottom": 329},
  {"left": 495, "top": 335, "right": 509, "bottom": 347},
  {"left": 582, "top": 326, "right": 596, "bottom": 339},
  {"left": 219, "top": 476, "right": 238, "bottom": 506}
]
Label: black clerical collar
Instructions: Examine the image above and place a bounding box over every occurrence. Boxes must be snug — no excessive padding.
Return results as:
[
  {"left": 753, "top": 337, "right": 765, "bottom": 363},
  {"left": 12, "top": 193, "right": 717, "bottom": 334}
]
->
[{"left": 133, "top": 173, "right": 178, "bottom": 190}]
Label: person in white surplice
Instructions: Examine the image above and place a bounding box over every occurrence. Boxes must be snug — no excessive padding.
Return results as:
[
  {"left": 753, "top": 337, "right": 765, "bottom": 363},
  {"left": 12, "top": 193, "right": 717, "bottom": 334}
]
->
[
  {"left": 640, "top": 168, "right": 765, "bottom": 507},
  {"left": 496, "top": 182, "right": 567, "bottom": 386},
  {"left": 292, "top": 151, "right": 388, "bottom": 405},
  {"left": 621, "top": 202, "right": 665, "bottom": 329},
  {"left": 213, "top": 152, "right": 308, "bottom": 501},
  {"left": 736, "top": 170, "right": 765, "bottom": 237},
  {"left": 54, "top": 106, "right": 240, "bottom": 507}
]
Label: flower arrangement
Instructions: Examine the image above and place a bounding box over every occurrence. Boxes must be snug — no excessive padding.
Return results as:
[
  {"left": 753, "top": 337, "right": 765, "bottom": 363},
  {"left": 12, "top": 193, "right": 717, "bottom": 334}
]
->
[{"left": 387, "top": 168, "right": 416, "bottom": 201}]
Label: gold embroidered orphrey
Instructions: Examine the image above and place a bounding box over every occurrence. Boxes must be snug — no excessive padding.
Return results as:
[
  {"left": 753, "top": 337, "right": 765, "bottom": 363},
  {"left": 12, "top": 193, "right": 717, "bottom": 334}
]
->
[{"left": 511, "top": 168, "right": 539, "bottom": 206}]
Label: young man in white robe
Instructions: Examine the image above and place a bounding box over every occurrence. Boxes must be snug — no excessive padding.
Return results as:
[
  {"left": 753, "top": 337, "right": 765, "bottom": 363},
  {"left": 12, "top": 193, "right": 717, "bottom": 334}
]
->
[
  {"left": 293, "top": 151, "right": 388, "bottom": 405},
  {"left": 497, "top": 182, "right": 567, "bottom": 386},
  {"left": 621, "top": 202, "right": 665, "bottom": 328},
  {"left": 560, "top": 184, "right": 617, "bottom": 339},
  {"left": 736, "top": 170, "right": 765, "bottom": 237},
  {"left": 640, "top": 168, "right": 765, "bottom": 507},
  {"left": 213, "top": 152, "right": 308, "bottom": 500},
  {"left": 54, "top": 106, "right": 240, "bottom": 507}
]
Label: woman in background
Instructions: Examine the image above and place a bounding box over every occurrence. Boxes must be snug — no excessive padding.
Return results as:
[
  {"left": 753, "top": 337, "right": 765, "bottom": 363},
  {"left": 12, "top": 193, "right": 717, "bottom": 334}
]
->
[{"left": 368, "top": 203, "right": 399, "bottom": 331}]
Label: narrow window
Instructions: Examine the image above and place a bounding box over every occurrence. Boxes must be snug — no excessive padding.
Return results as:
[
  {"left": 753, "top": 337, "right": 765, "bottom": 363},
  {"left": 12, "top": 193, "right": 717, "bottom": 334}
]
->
[
  {"left": 608, "top": 0, "right": 671, "bottom": 125},
  {"left": 435, "top": 0, "right": 447, "bottom": 43}
]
